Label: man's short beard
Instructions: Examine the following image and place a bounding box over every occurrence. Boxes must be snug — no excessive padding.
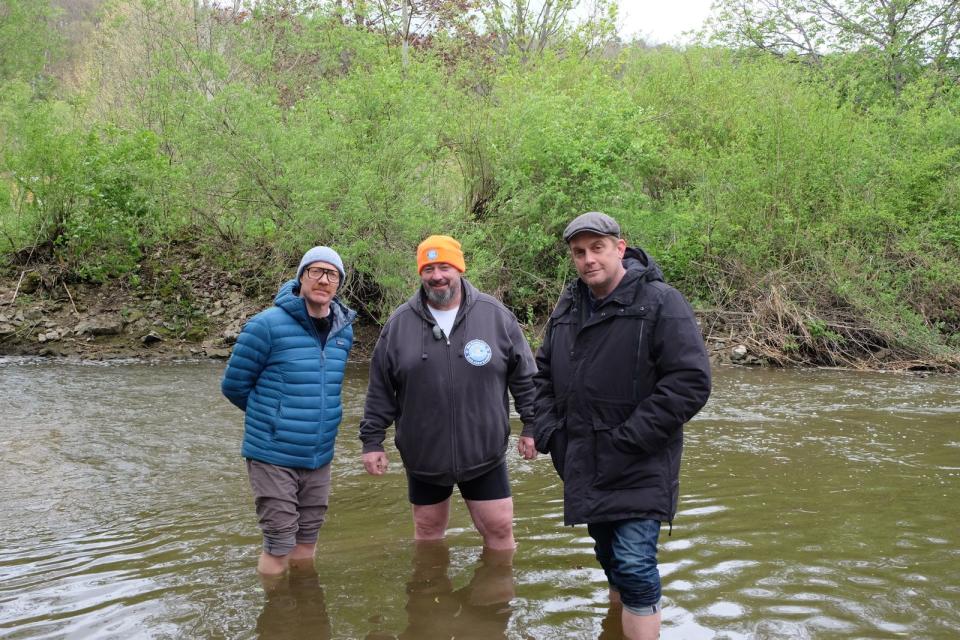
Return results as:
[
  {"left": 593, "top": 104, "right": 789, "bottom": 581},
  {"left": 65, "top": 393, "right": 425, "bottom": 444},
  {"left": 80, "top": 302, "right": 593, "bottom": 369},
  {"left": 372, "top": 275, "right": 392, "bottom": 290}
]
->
[{"left": 424, "top": 279, "right": 460, "bottom": 307}]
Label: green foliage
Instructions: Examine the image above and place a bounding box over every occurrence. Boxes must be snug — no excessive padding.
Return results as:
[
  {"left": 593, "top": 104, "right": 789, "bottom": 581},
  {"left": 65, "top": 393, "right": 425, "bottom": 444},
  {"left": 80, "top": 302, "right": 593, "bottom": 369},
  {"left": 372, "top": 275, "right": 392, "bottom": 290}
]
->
[
  {"left": 0, "top": 78, "right": 168, "bottom": 280},
  {"left": 1, "top": 80, "right": 79, "bottom": 248},
  {"left": 461, "top": 54, "right": 663, "bottom": 310},
  {"left": 283, "top": 56, "right": 467, "bottom": 317},
  {"left": 706, "top": 0, "right": 960, "bottom": 99},
  {"left": 0, "top": 0, "right": 61, "bottom": 87},
  {"left": 617, "top": 46, "right": 960, "bottom": 358},
  {"left": 1, "top": 0, "right": 958, "bottom": 364},
  {"left": 60, "top": 127, "right": 167, "bottom": 280}
]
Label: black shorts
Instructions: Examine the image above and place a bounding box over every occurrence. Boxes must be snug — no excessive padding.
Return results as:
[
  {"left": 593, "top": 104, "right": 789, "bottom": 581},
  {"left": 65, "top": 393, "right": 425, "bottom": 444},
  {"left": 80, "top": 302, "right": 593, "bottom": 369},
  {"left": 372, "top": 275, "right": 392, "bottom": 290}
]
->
[{"left": 407, "top": 462, "right": 511, "bottom": 506}]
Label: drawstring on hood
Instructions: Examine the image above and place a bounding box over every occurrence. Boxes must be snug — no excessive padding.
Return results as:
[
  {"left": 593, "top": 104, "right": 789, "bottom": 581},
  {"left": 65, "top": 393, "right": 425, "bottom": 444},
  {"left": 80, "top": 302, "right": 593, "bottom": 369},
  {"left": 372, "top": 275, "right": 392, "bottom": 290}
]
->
[{"left": 421, "top": 320, "right": 429, "bottom": 360}]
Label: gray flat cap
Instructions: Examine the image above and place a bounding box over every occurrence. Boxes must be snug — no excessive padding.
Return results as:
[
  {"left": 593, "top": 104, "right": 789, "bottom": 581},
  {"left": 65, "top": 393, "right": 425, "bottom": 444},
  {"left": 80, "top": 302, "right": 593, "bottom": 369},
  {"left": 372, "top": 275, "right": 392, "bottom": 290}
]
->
[{"left": 563, "top": 211, "right": 621, "bottom": 242}]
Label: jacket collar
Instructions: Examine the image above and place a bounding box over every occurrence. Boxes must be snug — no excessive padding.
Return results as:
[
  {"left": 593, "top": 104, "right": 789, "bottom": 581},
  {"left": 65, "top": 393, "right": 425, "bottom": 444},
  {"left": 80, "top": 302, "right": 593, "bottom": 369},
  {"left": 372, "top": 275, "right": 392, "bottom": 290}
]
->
[
  {"left": 275, "top": 279, "right": 356, "bottom": 336},
  {"left": 552, "top": 246, "right": 663, "bottom": 318}
]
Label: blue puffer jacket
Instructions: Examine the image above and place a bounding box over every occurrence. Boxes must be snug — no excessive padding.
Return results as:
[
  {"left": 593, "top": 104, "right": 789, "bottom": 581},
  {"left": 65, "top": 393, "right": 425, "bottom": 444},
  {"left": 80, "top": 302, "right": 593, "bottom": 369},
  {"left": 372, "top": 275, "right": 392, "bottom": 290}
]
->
[{"left": 221, "top": 279, "right": 356, "bottom": 469}]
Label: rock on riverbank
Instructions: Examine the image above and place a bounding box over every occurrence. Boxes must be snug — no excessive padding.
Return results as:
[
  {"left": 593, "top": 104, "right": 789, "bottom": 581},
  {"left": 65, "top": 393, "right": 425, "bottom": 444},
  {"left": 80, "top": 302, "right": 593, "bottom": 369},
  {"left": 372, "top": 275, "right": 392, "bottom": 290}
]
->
[{"left": 1, "top": 280, "right": 244, "bottom": 360}]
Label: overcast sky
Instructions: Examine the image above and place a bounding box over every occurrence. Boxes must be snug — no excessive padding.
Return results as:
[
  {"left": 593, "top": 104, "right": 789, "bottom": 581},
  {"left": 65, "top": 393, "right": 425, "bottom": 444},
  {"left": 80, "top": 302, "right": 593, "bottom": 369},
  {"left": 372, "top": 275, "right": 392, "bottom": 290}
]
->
[{"left": 618, "top": 0, "right": 716, "bottom": 44}]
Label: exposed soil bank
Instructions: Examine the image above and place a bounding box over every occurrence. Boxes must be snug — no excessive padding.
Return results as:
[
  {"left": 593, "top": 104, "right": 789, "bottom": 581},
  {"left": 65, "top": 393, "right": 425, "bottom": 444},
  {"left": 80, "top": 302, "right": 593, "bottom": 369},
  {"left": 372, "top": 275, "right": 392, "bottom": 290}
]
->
[{"left": 0, "top": 258, "right": 954, "bottom": 372}]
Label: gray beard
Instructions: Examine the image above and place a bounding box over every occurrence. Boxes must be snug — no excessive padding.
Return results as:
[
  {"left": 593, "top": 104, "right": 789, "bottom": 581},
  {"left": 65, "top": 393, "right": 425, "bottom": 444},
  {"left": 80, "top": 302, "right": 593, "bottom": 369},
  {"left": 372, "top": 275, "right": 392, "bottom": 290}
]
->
[{"left": 424, "top": 280, "right": 459, "bottom": 307}]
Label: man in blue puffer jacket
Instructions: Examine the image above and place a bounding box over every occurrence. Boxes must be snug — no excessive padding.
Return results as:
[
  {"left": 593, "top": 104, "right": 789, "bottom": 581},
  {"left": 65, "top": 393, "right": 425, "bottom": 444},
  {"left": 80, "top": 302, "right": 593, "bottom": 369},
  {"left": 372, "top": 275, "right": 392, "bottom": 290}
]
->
[{"left": 222, "top": 246, "right": 356, "bottom": 576}]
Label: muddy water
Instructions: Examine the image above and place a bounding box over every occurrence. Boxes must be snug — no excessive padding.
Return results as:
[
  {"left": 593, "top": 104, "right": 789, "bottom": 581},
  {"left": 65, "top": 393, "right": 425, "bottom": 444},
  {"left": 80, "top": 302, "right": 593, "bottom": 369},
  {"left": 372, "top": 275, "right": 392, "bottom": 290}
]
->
[{"left": 0, "top": 359, "right": 957, "bottom": 639}]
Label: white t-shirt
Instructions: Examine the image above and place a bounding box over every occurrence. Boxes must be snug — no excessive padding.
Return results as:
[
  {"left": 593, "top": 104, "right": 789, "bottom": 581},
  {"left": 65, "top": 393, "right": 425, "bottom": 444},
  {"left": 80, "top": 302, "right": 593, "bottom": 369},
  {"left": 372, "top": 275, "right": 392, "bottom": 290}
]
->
[{"left": 428, "top": 305, "right": 459, "bottom": 339}]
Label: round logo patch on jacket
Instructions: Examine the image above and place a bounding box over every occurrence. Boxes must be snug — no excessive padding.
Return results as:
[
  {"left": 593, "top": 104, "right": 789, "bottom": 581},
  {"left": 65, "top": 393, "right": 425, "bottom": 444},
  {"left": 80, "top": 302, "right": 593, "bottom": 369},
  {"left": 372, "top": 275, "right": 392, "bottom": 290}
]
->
[{"left": 464, "top": 339, "right": 492, "bottom": 366}]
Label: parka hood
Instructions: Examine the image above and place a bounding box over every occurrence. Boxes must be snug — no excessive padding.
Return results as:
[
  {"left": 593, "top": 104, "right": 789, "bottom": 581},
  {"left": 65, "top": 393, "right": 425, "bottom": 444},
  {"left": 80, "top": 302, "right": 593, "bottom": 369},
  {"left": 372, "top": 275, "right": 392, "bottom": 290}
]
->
[{"left": 622, "top": 246, "right": 664, "bottom": 284}]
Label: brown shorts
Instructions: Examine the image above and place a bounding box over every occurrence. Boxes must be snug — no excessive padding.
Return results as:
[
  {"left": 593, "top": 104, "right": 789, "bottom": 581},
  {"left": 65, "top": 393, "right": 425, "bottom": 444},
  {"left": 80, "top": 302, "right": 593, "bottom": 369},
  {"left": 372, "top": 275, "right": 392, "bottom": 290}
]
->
[{"left": 246, "top": 459, "right": 332, "bottom": 556}]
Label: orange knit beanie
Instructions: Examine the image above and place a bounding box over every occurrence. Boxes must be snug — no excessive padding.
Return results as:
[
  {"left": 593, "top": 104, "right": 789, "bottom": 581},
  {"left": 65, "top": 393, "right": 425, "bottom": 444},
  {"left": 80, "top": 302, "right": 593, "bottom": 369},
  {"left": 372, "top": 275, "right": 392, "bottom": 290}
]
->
[{"left": 416, "top": 235, "right": 466, "bottom": 273}]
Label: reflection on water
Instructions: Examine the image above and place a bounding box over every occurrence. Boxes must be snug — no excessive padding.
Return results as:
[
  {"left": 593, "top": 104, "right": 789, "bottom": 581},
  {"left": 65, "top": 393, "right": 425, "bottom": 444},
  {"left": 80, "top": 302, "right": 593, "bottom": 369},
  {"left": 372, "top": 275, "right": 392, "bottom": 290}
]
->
[
  {"left": 257, "top": 568, "right": 331, "bottom": 640},
  {"left": 0, "top": 359, "right": 958, "bottom": 639},
  {"left": 391, "top": 543, "right": 514, "bottom": 640}
]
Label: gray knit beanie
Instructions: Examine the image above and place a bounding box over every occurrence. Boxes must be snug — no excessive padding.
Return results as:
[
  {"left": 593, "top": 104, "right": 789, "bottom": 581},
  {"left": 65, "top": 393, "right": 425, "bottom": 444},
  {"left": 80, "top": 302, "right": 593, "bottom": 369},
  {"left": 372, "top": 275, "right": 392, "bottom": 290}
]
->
[{"left": 296, "top": 246, "right": 345, "bottom": 283}]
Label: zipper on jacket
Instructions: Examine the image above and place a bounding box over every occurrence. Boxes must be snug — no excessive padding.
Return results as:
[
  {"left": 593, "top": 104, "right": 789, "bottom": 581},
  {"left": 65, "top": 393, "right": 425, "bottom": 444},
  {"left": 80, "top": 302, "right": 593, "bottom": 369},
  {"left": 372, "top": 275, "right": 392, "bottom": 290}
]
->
[
  {"left": 444, "top": 324, "right": 458, "bottom": 478},
  {"left": 632, "top": 319, "right": 645, "bottom": 400},
  {"left": 424, "top": 292, "right": 467, "bottom": 481},
  {"left": 302, "top": 298, "right": 328, "bottom": 460},
  {"left": 315, "top": 323, "right": 327, "bottom": 459},
  {"left": 448, "top": 305, "right": 471, "bottom": 478}
]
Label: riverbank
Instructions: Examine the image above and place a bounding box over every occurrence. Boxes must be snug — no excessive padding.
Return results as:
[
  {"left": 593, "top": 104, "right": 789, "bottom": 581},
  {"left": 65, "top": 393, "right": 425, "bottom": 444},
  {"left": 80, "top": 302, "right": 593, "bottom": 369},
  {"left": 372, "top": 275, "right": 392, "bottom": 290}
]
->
[
  {"left": 1, "top": 258, "right": 955, "bottom": 371},
  {"left": 0, "top": 259, "right": 376, "bottom": 361}
]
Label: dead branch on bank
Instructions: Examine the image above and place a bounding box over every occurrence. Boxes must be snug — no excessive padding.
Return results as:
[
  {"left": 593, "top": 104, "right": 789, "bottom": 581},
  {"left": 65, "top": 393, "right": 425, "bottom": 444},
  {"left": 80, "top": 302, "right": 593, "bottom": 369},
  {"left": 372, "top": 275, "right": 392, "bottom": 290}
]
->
[{"left": 697, "top": 278, "right": 958, "bottom": 371}]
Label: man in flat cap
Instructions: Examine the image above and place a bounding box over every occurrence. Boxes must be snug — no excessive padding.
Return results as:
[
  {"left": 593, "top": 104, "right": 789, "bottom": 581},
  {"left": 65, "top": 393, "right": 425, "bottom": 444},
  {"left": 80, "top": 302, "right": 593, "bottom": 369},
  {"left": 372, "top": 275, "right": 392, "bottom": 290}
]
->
[
  {"left": 359, "top": 235, "right": 538, "bottom": 551},
  {"left": 531, "top": 212, "right": 711, "bottom": 639}
]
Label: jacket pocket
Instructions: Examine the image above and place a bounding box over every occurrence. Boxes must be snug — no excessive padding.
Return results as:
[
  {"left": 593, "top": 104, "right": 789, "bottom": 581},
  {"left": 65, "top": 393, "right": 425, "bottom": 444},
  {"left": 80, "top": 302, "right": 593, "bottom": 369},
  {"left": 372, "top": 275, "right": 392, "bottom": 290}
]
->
[
  {"left": 271, "top": 396, "right": 283, "bottom": 440},
  {"left": 533, "top": 415, "right": 558, "bottom": 452},
  {"left": 534, "top": 417, "right": 567, "bottom": 477},
  {"left": 267, "top": 395, "right": 283, "bottom": 440},
  {"left": 394, "top": 424, "right": 436, "bottom": 475},
  {"left": 592, "top": 418, "right": 659, "bottom": 490}
]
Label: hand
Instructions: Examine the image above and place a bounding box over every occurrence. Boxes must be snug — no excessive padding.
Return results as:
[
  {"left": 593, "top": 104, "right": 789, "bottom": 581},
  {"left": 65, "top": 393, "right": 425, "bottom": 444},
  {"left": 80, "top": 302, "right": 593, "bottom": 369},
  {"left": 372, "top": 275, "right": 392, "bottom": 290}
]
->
[
  {"left": 363, "top": 451, "right": 389, "bottom": 476},
  {"left": 517, "top": 435, "right": 538, "bottom": 460}
]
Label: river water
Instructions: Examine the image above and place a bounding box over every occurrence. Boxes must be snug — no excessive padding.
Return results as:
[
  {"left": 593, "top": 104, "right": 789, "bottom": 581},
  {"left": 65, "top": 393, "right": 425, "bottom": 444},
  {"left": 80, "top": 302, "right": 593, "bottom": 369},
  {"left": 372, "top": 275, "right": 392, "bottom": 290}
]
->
[{"left": 0, "top": 359, "right": 958, "bottom": 639}]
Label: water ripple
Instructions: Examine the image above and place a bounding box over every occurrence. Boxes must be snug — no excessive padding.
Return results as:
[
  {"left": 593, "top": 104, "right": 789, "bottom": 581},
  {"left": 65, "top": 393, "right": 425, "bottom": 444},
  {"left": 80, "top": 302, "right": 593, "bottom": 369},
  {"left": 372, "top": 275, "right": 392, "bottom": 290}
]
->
[{"left": 1, "top": 362, "right": 958, "bottom": 638}]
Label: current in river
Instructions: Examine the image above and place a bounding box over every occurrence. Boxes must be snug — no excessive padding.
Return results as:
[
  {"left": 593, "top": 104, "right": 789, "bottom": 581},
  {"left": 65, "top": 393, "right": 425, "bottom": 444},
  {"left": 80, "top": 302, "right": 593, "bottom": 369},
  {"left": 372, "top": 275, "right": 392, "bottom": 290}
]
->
[{"left": 1, "top": 359, "right": 958, "bottom": 639}]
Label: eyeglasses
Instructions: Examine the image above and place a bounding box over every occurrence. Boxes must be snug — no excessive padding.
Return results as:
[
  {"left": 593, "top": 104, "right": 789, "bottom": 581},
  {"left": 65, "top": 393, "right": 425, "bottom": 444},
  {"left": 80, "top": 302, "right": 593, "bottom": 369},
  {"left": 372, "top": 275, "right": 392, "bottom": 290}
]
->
[{"left": 303, "top": 267, "right": 340, "bottom": 283}]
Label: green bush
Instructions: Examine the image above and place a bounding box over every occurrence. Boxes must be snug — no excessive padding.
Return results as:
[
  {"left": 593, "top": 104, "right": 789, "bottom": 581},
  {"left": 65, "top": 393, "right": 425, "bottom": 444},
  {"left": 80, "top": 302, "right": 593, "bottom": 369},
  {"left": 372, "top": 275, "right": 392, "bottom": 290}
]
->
[
  {"left": 1, "top": 2, "right": 958, "bottom": 364},
  {"left": 0, "top": 80, "right": 168, "bottom": 280}
]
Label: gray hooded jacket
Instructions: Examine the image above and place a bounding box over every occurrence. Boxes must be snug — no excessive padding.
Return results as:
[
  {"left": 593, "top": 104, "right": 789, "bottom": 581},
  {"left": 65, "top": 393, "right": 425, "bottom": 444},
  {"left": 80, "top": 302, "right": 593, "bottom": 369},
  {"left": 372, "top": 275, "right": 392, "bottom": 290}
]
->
[{"left": 359, "top": 278, "right": 537, "bottom": 485}]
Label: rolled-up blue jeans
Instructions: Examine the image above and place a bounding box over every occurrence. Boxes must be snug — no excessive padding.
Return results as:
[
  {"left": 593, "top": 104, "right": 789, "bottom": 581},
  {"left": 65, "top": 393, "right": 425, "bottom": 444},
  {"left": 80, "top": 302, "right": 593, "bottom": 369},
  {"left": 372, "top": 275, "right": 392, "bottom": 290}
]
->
[{"left": 587, "top": 518, "right": 662, "bottom": 616}]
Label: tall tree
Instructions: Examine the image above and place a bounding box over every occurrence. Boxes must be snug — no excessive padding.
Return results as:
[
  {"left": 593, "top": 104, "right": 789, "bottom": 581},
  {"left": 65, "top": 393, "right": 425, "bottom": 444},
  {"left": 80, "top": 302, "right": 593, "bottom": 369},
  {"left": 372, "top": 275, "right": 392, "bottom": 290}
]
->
[
  {"left": 0, "top": 0, "right": 62, "bottom": 84},
  {"left": 484, "top": 0, "right": 573, "bottom": 56},
  {"left": 708, "top": 0, "right": 960, "bottom": 94},
  {"left": 478, "top": 0, "right": 620, "bottom": 59}
]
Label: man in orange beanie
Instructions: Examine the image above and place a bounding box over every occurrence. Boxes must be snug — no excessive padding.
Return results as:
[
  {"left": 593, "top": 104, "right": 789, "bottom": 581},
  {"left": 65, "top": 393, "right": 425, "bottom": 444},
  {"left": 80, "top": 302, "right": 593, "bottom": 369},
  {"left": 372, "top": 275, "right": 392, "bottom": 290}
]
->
[{"left": 359, "top": 234, "right": 538, "bottom": 550}]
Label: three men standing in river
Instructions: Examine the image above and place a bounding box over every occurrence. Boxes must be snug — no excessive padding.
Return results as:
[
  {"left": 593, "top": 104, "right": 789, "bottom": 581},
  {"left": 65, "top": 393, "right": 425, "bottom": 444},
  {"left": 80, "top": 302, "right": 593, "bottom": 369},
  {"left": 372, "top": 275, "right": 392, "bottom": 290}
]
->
[{"left": 223, "top": 214, "right": 711, "bottom": 639}]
